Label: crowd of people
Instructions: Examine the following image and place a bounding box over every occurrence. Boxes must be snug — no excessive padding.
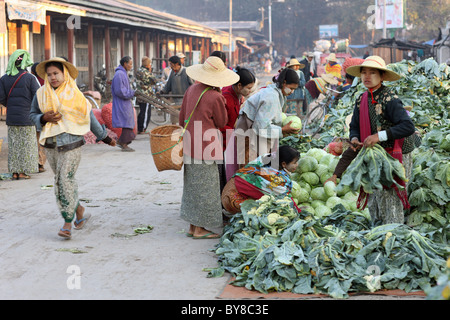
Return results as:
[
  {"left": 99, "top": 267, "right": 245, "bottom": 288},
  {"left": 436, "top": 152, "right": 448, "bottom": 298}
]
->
[{"left": 0, "top": 46, "right": 418, "bottom": 240}]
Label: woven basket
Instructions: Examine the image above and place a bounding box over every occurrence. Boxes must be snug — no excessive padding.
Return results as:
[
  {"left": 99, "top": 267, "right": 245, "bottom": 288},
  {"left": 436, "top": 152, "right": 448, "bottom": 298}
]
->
[{"left": 150, "top": 125, "right": 184, "bottom": 172}]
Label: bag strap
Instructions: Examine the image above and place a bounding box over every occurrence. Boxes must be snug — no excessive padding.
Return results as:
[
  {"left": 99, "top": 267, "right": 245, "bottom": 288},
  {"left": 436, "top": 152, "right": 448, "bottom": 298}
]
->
[
  {"left": 182, "top": 87, "right": 211, "bottom": 136},
  {"left": 6, "top": 71, "right": 28, "bottom": 104},
  {"left": 151, "top": 87, "right": 211, "bottom": 156}
]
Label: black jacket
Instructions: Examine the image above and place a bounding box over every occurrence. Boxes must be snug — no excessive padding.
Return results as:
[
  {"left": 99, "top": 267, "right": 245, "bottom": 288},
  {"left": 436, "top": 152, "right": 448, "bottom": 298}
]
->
[{"left": 0, "top": 69, "right": 41, "bottom": 126}]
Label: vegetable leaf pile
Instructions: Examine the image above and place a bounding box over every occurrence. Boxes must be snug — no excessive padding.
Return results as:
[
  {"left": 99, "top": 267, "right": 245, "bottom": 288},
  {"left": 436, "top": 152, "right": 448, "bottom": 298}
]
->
[{"left": 208, "top": 195, "right": 449, "bottom": 298}]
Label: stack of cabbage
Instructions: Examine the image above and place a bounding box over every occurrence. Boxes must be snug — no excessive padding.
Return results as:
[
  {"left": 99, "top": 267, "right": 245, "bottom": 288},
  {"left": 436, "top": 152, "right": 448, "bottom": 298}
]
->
[{"left": 290, "top": 148, "right": 366, "bottom": 219}]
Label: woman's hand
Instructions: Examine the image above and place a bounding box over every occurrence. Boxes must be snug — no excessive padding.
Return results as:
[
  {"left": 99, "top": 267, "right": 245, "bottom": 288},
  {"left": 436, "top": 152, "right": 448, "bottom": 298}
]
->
[
  {"left": 282, "top": 121, "right": 299, "bottom": 135},
  {"left": 324, "top": 174, "right": 337, "bottom": 186},
  {"left": 350, "top": 137, "right": 363, "bottom": 151},
  {"left": 363, "top": 133, "right": 380, "bottom": 148},
  {"left": 42, "top": 111, "right": 62, "bottom": 124}
]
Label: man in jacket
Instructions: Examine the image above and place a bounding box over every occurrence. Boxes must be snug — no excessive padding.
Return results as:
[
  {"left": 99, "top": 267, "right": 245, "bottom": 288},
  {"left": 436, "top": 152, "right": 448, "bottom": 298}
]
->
[{"left": 161, "top": 55, "right": 194, "bottom": 124}]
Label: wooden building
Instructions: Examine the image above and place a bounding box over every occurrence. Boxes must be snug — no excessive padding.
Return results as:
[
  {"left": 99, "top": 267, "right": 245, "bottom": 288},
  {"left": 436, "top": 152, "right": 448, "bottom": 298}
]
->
[{"left": 0, "top": 0, "right": 250, "bottom": 90}]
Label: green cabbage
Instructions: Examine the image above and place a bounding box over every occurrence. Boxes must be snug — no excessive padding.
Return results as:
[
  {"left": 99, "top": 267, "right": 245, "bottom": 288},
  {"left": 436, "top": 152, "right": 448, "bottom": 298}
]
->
[
  {"left": 300, "top": 172, "right": 320, "bottom": 186},
  {"left": 306, "top": 148, "right": 328, "bottom": 162},
  {"left": 283, "top": 115, "right": 302, "bottom": 130},
  {"left": 297, "top": 156, "right": 318, "bottom": 173},
  {"left": 324, "top": 181, "right": 337, "bottom": 197},
  {"left": 310, "top": 187, "right": 328, "bottom": 202}
]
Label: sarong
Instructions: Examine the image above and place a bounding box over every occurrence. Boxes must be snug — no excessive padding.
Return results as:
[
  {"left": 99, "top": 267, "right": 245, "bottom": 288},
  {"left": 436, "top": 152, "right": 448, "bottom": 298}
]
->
[
  {"left": 7, "top": 125, "right": 39, "bottom": 174},
  {"left": 180, "top": 156, "right": 223, "bottom": 229}
]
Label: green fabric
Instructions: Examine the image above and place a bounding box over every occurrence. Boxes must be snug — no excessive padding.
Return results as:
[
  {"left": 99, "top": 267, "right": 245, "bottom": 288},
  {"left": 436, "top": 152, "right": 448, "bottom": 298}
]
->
[{"left": 6, "top": 50, "right": 34, "bottom": 76}]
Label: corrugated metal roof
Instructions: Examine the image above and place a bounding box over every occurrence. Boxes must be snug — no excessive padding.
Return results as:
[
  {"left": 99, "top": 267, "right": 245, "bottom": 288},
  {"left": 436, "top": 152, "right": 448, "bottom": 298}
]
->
[{"left": 26, "top": 0, "right": 244, "bottom": 45}]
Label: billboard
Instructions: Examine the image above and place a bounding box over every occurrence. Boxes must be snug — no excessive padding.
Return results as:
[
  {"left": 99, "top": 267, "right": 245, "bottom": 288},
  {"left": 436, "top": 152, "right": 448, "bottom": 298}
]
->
[
  {"left": 375, "top": 0, "right": 404, "bottom": 30},
  {"left": 319, "top": 25, "right": 339, "bottom": 39}
]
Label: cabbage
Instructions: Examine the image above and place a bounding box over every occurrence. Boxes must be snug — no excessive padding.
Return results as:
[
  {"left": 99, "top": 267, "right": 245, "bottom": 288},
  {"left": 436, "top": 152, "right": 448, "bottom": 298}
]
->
[
  {"left": 300, "top": 172, "right": 320, "bottom": 186},
  {"left": 319, "top": 171, "right": 333, "bottom": 185},
  {"left": 283, "top": 115, "right": 302, "bottom": 130},
  {"left": 310, "top": 187, "right": 328, "bottom": 202},
  {"left": 281, "top": 112, "right": 287, "bottom": 123},
  {"left": 306, "top": 148, "right": 328, "bottom": 162},
  {"left": 324, "top": 181, "right": 337, "bottom": 197},
  {"left": 343, "top": 191, "right": 358, "bottom": 201},
  {"left": 298, "top": 180, "right": 312, "bottom": 193},
  {"left": 315, "top": 205, "right": 332, "bottom": 218},
  {"left": 319, "top": 153, "right": 335, "bottom": 167},
  {"left": 315, "top": 164, "right": 329, "bottom": 178},
  {"left": 297, "top": 156, "right": 318, "bottom": 173},
  {"left": 311, "top": 199, "right": 326, "bottom": 209},
  {"left": 336, "top": 184, "right": 351, "bottom": 196},
  {"left": 326, "top": 196, "right": 342, "bottom": 209}
]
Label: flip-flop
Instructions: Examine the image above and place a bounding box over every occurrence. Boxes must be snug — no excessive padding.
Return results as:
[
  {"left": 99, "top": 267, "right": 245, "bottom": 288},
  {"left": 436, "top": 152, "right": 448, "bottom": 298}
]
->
[
  {"left": 74, "top": 213, "right": 91, "bottom": 230},
  {"left": 18, "top": 173, "right": 30, "bottom": 179},
  {"left": 58, "top": 228, "right": 72, "bottom": 239},
  {"left": 186, "top": 233, "right": 193, "bottom": 237},
  {"left": 192, "top": 232, "right": 220, "bottom": 240}
]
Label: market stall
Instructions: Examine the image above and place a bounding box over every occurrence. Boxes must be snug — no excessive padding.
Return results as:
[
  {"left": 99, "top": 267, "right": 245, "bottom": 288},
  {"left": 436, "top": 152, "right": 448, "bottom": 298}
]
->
[{"left": 207, "top": 58, "right": 450, "bottom": 299}]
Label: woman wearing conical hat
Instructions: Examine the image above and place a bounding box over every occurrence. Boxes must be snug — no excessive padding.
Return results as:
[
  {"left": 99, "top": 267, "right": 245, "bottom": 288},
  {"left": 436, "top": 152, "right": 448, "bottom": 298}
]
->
[
  {"left": 325, "top": 56, "right": 417, "bottom": 225},
  {"left": 30, "top": 57, "right": 116, "bottom": 239}
]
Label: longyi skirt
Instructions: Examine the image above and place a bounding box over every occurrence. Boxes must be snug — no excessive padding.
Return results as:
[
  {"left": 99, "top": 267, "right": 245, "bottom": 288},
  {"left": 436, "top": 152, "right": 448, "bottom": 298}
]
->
[
  {"left": 8, "top": 125, "right": 39, "bottom": 174},
  {"left": 180, "top": 156, "right": 223, "bottom": 229}
]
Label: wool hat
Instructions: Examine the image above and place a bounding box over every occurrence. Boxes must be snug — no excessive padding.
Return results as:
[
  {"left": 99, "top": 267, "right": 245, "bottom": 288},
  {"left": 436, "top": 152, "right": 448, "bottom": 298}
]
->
[
  {"left": 36, "top": 57, "right": 79, "bottom": 80},
  {"left": 186, "top": 56, "right": 239, "bottom": 87},
  {"left": 286, "top": 58, "right": 305, "bottom": 69},
  {"left": 345, "top": 55, "right": 401, "bottom": 81}
]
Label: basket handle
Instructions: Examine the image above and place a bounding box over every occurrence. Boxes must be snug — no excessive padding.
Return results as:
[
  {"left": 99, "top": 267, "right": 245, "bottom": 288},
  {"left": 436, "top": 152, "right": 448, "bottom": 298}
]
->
[{"left": 152, "top": 87, "right": 211, "bottom": 156}]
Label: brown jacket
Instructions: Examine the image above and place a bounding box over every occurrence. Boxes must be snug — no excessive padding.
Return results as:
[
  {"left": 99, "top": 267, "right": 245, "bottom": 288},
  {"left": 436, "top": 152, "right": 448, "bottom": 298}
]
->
[{"left": 179, "top": 83, "right": 228, "bottom": 161}]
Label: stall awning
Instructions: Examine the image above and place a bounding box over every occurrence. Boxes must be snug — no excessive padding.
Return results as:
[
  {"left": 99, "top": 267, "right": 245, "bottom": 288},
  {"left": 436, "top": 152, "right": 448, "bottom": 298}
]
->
[{"left": 5, "top": 0, "right": 86, "bottom": 25}]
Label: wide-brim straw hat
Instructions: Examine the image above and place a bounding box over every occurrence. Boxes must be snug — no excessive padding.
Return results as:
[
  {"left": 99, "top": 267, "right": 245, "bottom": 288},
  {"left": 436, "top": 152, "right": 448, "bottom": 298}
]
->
[
  {"left": 36, "top": 57, "right": 79, "bottom": 80},
  {"left": 186, "top": 56, "right": 239, "bottom": 87},
  {"left": 286, "top": 58, "right": 305, "bottom": 69},
  {"left": 321, "top": 73, "right": 339, "bottom": 85},
  {"left": 326, "top": 53, "right": 337, "bottom": 62},
  {"left": 346, "top": 55, "right": 401, "bottom": 81}
]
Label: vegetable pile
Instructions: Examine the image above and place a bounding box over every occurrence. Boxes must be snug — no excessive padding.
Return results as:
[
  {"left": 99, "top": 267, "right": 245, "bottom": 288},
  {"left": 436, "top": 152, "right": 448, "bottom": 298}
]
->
[{"left": 208, "top": 195, "right": 449, "bottom": 298}]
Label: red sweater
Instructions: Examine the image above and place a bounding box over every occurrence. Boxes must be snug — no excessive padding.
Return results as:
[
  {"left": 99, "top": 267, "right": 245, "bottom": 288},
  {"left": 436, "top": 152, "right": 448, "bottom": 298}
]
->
[
  {"left": 179, "top": 83, "right": 228, "bottom": 161},
  {"left": 220, "top": 85, "right": 244, "bottom": 150}
]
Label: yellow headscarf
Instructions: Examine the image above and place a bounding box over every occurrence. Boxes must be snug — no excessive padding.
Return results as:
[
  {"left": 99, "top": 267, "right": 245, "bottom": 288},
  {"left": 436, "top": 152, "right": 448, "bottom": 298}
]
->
[{"left": 37, "top": 64, "right": 91, "bottom": 144}]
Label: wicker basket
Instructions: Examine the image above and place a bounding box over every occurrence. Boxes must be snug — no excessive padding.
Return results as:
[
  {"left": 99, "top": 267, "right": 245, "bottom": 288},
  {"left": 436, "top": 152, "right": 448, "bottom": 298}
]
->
[{"left": 150, "top": 125, "right": 184, "bottom": 172}]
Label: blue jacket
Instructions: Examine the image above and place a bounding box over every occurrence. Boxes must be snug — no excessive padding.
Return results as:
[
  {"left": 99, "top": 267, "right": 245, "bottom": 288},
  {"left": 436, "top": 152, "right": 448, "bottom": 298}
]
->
[
  {"left": 0, "top": 70, "right": 40, "bottom": 126},
  {"left": 111, "top": 65, "right": 135, "bottom": 129}
]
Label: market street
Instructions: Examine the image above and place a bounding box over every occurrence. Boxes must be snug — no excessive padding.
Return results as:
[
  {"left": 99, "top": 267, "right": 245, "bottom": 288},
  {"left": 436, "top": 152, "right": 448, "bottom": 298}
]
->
[{"left": 0, "top": 115, "right": 426, "bottom": 300}]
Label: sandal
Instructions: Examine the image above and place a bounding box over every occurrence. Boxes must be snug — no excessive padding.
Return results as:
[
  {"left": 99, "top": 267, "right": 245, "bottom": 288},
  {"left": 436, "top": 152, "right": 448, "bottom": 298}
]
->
[
  {"left": 74, "top": 213, "right": 91, "bottom": 230},
  {"left": 58, "top": 228, "right": 72, "bottom": 239},
  {"left": 18, "top": 173, "right": 30, "bottom": 179},
  {"left": 12, "top": 173, "right": 19, "bottom": 180},
  {"left": 192, "top": 232, "right": 221, "bottom": 239}
]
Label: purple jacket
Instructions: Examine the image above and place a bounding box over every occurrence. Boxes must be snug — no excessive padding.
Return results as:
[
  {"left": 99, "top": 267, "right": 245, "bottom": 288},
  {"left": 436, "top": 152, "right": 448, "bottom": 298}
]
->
[{"left": 111, "top": 65, "right": 135, "bottom": 129}]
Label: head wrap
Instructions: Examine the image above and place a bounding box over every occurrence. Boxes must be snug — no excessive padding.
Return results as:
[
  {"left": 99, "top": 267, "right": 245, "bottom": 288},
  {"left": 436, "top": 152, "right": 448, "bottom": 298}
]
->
[{"left": 6, "top": 50, "right": 34, "bottom": 76}]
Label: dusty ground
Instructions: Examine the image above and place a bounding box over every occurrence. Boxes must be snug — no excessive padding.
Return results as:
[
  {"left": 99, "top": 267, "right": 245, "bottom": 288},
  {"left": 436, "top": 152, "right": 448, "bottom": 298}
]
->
[{"left": 0, "top": 120, "right": 229, "bottom": 300}]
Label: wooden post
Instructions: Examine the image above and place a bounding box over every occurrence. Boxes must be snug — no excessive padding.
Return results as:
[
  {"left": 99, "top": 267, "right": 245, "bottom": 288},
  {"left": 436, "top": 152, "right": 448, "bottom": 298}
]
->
[
  {"left": 145, "top": 32, "right": 150, "bottom": 57},
  {"left": 44, "top": 15, "right": 51, "bottom": 60},
  {"left": 16, "top": 21, "right": 22, "bottom": 49},
  {"left": 133, "top": 29, "right": 138, "bottom": 71},
  {"left": 67, "top": 26, "right": 74, "bottom": 63},
  {"left": 105, "top": 25, "right": 111, "bottom": 81},
  {"left": 88, "top": 21, "right": 94, "bottom": 90},
  {"left": 119, "top": 28, "right": 125, "bottom": 58}
]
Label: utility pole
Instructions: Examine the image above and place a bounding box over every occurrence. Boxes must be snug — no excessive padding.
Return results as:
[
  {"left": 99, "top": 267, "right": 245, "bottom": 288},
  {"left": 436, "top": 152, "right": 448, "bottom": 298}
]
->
[
  {"left": 229, "top": 0, "right": 233, "bottom": 67},
  {"left": 383, "top": 0, "right": 387, "bottom": 38}
]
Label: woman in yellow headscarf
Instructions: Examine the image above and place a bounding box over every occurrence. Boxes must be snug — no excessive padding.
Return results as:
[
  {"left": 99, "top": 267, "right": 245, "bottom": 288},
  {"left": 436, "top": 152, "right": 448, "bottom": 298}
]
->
[{"left": 30, "top": 57, "right": 116, "bottom": 240}]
